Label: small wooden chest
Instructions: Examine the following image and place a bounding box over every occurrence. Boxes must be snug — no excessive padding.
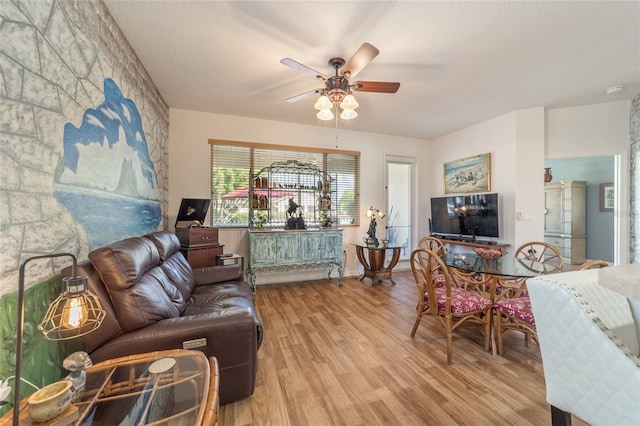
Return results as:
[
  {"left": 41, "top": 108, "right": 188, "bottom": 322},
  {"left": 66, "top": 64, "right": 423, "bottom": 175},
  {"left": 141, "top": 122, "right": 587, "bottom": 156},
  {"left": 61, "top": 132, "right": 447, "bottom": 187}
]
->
[{"left": 175, "top": 226, "right": 219, "bottom": 247}]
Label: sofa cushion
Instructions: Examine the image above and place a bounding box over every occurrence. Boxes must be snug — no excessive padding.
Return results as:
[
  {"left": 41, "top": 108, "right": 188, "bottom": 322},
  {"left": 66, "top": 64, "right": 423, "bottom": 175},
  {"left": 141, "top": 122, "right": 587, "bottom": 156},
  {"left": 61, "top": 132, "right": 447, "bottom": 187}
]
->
[
  {"left": 62, "top": 261, "right": 124, "bottom": 353},
  {"left": 145, "top": 231, "right": 181, "bottom": 262},
  {"left": 183, "top": 296, "right": 256, "bottom": 316},
  {"left": 89, "top": 236, "right": 184, "bottom": 332},
  {"left": 146, "top": 231, "right": 196, "bottom": 300},
  {"left": 159, "top": 254, "right": 196, "bottom": 303},
  {"left": 191, "top": 281, "right": 254, "bottom": 302},
  {"left": 89, "top": 237, "right": 160, "bottom": 290}
]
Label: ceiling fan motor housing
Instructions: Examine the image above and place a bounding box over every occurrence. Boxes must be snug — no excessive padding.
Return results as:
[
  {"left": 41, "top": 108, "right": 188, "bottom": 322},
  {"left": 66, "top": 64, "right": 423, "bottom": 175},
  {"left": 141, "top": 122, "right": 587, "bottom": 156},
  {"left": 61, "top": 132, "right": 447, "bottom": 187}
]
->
[{"left": 325, "top": 76, "right": 350, "bottom": 104}]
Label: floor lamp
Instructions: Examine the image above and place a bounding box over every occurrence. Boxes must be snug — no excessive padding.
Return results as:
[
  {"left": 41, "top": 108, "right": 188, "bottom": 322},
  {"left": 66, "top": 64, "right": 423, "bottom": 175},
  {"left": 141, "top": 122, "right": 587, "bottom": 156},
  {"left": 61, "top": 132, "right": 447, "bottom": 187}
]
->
[{"left": 13, "top": 253, "right": 105, "bottom": 425}]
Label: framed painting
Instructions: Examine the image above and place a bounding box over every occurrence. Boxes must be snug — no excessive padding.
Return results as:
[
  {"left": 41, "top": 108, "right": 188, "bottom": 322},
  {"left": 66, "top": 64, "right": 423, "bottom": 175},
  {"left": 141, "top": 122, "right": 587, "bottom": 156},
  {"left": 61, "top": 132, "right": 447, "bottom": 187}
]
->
[
  {"left": 600, "top": 183, "right": 614, "bottom": 212},
  {"left": 443, "top": 153, "right": 491, "bottom": 194}
]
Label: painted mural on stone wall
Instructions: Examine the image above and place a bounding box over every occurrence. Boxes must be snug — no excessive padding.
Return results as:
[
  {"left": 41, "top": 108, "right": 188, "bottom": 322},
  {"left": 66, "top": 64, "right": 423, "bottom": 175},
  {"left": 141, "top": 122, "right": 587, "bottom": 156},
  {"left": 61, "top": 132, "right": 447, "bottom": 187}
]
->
[
  {"left": 54, "top": 78, "right": 161, "bottom": 247},
  {"left": 0, "top": 0, "right": 168, "bottom": 410}
]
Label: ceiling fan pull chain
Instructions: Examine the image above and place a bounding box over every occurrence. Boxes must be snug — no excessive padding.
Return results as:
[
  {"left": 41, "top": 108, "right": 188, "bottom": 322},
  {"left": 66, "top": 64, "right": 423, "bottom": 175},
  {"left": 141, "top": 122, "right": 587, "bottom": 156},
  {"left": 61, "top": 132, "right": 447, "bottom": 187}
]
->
[{"left": 335, "top": 108, "right": 339, "bottom": 148}]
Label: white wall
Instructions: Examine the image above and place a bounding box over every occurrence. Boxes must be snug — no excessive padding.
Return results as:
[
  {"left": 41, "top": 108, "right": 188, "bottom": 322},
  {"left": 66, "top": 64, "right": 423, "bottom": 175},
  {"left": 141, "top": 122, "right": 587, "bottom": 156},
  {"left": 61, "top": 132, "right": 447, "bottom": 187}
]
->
[
  {"left": 514, "top": 108, "right": 546, "bottom": 247},
  {"left": 168, "top": 108, "right": 424, "bottom": 282},
  {"left": 546, "top": 100, "right": 631, "bottom": 264},
  {"left": 169, "top": 99, "right": 632, "bottom": 283},
  {"left": 546, "top": 100, "right": 630, "bottom": 158},
  {"left": 426, "top": 109, "right": 546, "bottom": 251},
  {"left": 422, "top": 101, "right": 630, "bottom": 260}
]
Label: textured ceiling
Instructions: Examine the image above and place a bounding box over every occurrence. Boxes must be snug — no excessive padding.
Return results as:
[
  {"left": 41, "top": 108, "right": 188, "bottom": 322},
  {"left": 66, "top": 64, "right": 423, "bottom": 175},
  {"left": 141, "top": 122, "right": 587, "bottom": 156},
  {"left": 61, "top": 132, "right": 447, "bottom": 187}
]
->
[{"left": 103, "top": 1, "right": 640, "bottom": 140}]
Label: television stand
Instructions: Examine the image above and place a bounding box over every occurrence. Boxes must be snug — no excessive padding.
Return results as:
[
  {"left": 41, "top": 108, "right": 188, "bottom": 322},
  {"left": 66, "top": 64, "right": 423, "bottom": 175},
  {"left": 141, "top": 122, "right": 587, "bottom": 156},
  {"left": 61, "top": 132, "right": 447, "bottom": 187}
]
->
[
  {"left": 432, "top": 234, "right": 475, "bottom": 242},
  {"left": 437, "top": 238, "right": 510, "bottom": 254}
]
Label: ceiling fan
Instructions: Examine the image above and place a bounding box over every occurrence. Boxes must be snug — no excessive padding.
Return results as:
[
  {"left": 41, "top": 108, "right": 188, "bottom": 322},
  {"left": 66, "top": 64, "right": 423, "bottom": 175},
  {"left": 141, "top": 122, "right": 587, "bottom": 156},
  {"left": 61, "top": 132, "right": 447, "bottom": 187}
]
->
[{"left": 280, "top": 43, "right": 400, "bottom": 120}]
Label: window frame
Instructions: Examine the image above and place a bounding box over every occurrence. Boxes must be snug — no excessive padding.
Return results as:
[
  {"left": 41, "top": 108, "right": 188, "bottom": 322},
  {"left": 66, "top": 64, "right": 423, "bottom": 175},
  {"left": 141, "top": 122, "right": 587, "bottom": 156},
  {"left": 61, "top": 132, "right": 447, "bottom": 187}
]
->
[{"left": 209, "top": 139, "right": 360, "bottom": 228}]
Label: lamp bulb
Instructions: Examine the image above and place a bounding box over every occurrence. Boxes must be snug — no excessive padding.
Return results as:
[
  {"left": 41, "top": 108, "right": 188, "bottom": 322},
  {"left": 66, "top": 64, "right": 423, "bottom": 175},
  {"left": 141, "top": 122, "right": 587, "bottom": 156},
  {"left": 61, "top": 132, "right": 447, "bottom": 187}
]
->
[{"left": 61, "top": 296, "right": 86, "bottom": 328}]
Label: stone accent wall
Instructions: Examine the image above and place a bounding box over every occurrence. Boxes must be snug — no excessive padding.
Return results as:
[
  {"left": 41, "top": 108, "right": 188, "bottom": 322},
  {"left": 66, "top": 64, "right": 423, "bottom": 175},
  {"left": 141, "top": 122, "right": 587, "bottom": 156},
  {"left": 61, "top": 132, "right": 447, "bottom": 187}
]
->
[
  {"left": 631, "top": 94, "right": 640, "bottom": 263},
  {"left": 0, "top": 0, "right": 169, "bottom": 296}
]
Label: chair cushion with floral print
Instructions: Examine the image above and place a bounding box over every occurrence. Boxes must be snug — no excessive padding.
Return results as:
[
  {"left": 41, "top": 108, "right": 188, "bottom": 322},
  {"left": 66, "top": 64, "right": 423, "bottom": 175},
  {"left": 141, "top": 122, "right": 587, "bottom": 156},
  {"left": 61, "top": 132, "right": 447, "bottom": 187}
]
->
[
  {"left": 494, "top": 296, "right": 535, "bottom": 325},
  {"left": 432, "top": 273, "right": 445, "bottom": 287},
  {"left": 494, "top": 279, "right": 529, "bottom": 299},
  {"left": 425, "top": 287, "right": 493, "bottom": 314},
  {"left": 432, "top": 273, "right": 467, "bottom": 288}
]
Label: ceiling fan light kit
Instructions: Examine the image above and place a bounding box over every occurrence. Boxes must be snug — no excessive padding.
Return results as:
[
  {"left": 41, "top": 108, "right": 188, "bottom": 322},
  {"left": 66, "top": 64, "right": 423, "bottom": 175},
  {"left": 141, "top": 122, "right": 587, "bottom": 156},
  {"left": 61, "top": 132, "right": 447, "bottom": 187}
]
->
[
  {"left": 340, "top": 94, "right": 359, "bottom": 110},
  {"left": 340, "top": 108, "right": 358, "bottom": 120},
  {"left": 317, "top": 109, "right": 334, "bottom": 120},
  {"left": 314, "top": 95, "right": 333, "bottom": 111},
  {"left": 281, "top": 42, "right": 400, "bottom": 121}
]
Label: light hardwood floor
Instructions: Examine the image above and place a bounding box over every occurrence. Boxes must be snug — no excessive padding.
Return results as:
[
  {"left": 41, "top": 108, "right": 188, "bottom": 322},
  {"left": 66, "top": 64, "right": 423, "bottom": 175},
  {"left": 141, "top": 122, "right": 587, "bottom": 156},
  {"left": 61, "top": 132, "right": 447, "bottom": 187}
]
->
[{"left": 219, "top": 271, "right": 587, "bottom": 425}]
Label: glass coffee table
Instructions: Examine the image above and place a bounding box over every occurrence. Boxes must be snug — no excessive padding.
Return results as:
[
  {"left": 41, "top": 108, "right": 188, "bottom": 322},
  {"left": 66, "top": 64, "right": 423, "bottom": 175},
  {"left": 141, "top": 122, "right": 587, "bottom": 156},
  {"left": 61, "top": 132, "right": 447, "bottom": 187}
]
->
[
  {"left": 73, "top": 349, "right": 219, "bottom": 425},
  {"left": 1, "top": 350, "right": 219, "bottom": 425}
]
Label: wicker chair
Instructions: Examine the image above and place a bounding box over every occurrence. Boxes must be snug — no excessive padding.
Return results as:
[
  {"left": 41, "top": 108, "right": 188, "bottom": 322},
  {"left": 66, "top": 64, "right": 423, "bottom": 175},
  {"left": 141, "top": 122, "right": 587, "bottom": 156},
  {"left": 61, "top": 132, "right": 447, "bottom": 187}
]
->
[
  {"left": 410, "top": 248, "right": 493, "bottom": 365},
  {"left": 578, "top": 260, "right": 610, "bottom": 270},
  {"left": 493, "top": 241, "right": 564, "bottom": 355},
  {"left": 417, "top": 236, "right": 447, "bottom": 254},
  {"left": 416, "top": 236, "right": 448, "bottom": 287},
  {"left": 514, "top": 241, "right": 564, "bottom": 272}
]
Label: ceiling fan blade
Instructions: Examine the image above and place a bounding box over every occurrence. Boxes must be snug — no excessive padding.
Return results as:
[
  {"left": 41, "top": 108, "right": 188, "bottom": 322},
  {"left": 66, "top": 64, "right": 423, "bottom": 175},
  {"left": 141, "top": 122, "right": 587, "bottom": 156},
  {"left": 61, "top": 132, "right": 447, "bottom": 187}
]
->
[
  {"left": 341, "top": 42, "right": 379, "bottom": 79},
  {"left": 285, "top": 89, "right": 322, "bottom": 103},
  {"left": 280, "top": 58, "right": 327, "bottom": 80},
  {"left": 352, "top": 81, "right": 400, "bottom": 93}
]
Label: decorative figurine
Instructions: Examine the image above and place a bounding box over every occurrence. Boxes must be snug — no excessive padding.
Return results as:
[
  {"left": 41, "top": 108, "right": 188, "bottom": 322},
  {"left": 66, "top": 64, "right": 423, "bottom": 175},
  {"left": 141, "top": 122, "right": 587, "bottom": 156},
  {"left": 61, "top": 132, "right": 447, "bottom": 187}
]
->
[
  {"left": 319, "top": 212, "right": 333, "bottom": 228},
  {"left": 364, "top": 206, "right": 386, "bottom": 246},
  {"left": 285, "top": 198, "right": 306, "bottom": 230},
  {"left": 63, "top": 351, "right": 92, "bottom": 397},
  {"left": 367, "top": 218, "right": 378, "bottom": 245},
  {"left": 287, "top": 198, "right": 299, "bottom": 218}
]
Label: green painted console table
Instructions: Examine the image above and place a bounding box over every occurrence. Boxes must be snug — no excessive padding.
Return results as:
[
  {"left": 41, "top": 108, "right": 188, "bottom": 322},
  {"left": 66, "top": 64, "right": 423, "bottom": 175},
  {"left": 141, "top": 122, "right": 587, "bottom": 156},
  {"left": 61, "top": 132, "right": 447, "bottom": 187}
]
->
[{"left": 248, "top": 229, "right": 344, "bottom": 292}]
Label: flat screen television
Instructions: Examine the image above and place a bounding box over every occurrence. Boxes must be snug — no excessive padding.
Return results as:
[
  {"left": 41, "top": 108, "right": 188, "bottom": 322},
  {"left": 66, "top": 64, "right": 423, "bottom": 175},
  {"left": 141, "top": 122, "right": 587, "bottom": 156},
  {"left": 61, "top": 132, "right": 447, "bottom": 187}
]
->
[{"left": 430, "top": 193, "right": 499, "bottom": 240}]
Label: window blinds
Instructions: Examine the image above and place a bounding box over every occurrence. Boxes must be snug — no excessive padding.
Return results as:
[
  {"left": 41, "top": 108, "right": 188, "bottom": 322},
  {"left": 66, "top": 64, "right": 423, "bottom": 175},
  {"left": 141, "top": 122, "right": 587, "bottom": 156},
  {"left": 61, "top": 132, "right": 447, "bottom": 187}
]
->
[{"left": 209, "top": 140, "right": 360, "bottom": 227}]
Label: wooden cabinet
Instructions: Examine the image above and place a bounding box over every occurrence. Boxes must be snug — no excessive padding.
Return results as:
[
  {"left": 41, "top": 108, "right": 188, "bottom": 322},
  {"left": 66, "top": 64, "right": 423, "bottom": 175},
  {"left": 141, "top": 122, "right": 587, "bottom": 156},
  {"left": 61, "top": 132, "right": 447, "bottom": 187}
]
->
[
  {"left": 248, "top": 229, "right": 343, "bottom": 291},
  {"left": 544, "top": 180, "right": 587, "bottom": 264},
  {"left": 176, "top": 226, "right": 219, "bottom": 247},
  {"left": 181, "top": 244, "right": 224, "bottom": 268},
  {"left": 176, "top": 226, "right": 224, "bottom": 268}
]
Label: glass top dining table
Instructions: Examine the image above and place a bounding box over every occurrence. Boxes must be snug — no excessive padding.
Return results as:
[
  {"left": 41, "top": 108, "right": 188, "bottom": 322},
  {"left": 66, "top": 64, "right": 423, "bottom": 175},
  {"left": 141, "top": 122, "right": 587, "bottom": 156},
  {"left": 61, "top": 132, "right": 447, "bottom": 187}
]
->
[{"left": 440, "top": 252, "right": 558, "bottom": 278}]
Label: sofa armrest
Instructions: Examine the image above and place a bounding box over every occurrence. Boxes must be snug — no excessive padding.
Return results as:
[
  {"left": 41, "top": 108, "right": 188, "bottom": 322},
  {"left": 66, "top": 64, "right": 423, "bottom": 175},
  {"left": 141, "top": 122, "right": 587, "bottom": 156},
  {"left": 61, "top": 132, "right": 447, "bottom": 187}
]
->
[
  {"left": 88, "top": 307, "right": 258, "bottom": 404},
  {"left": 89, "top": 307, "right": 255, "bottom": 361},
  {"left": 192, "top": 264, "right": 243, "bottom": 285}
]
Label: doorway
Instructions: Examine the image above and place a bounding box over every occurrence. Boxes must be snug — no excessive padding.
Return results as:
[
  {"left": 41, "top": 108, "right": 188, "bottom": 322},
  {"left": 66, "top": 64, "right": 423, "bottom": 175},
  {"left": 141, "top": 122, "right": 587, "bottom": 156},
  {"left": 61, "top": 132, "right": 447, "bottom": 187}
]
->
[
  {"left": 386, "top": 156, "right": 415, "bottom": 260},
  {"left": 544, "top": 156, "right": 615, "bottom": 262}
]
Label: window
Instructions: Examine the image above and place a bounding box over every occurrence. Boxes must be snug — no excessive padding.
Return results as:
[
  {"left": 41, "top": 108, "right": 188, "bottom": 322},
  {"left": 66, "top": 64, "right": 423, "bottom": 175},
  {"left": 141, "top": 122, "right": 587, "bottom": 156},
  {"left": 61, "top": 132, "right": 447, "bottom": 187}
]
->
[{"left": 209, "top": 140, "right": 360, "bottom": 227}]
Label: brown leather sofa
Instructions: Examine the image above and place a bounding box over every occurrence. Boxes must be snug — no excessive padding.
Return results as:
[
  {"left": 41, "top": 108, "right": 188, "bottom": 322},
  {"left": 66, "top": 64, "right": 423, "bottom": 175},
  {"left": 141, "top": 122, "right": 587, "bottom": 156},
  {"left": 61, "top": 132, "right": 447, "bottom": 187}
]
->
[{"left": 62, "top": 231, "right": 262, "bottom": 404}]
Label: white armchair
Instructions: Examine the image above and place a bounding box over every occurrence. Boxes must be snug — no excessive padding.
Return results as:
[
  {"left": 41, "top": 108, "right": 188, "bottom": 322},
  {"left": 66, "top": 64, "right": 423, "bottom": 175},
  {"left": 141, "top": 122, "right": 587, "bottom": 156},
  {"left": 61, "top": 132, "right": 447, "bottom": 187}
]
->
[{"left": 527, "top": 265, "right": 640, "bottom": 426}]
